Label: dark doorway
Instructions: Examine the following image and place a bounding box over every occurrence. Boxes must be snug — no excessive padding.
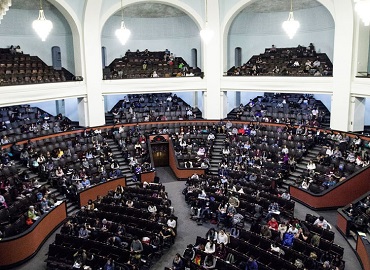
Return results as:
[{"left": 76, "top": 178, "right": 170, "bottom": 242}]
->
[
  {"left": 151, "top": 143, "right": 169, "bottom": 167},
  {"left": 51, "top": 46, "right": 62, "bottom": 70}
]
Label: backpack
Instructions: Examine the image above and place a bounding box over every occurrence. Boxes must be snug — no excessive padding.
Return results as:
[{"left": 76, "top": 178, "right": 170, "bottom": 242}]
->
[
  {"left": 282, "top": 232, "right": 295, "bottom": 247},
  {"left": 226, "top": 253, "right": 235, "bottom": 264},
  {"left": 183, "top": 247, "right": 195, "bottom": 260}
]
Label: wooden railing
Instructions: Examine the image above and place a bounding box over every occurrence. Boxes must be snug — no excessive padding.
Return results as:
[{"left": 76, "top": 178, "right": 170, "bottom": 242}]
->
[
  {"left": 290, "top": 165, "right": 370, "bottom": 210},
  {"left": 79, "top": 177, "right": 126, "bottom": 207},
  {"left": 168, "top": 139, "right": 205, "bottom": 179},
  {"left": 0, "top": 201, "right": 67, "bottom": 268}
]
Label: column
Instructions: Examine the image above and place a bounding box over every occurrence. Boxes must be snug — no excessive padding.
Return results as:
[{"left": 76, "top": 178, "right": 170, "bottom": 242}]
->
[
  {"left": 202, "top": 0, "right": 225, "bottom": 119},
  {"left": 81, "top": 0, "right": 105, "bottom": 127},
  {"left": 352, "top": 12, "right": 370, "bottom": 75},
  {"left": 236, "top": 91, "right": 241, "bottom": 108},
  {"left": 55, "top": 99, "right": 65, "bottom": 116},
  {"left": 348, "top": 97, "right": 365, "bottom": 132},
  {"left": 330, "top": 1, "right": 355, "bottom": 131}
]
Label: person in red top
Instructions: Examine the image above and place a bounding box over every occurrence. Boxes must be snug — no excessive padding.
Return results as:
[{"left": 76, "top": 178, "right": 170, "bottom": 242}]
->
[{"left": 267, "top": 217, "right": 279, "bottom": 231}]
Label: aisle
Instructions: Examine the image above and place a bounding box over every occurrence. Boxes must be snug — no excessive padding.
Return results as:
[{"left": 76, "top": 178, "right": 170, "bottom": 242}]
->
[{"left": 152, "top": 167, "right": 211, "bottom": 269}]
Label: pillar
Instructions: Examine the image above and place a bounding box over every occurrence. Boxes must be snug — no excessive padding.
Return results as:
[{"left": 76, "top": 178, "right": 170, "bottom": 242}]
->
[
  {"left": 349, "top": 97, "right": 365, "bottom": 132},
  {"left": 202, "top": 0, "right": 224, "bottom": 119},
  {"left": 353, "top": 12, "right": 370, "bottom": 76},
  {"left": 236, "top": 91, "right": 241, "bottom": 108},
  {"left": 330, "top": 1, "right": 355, "bottom": 131},
  {"left": 55, "top": 99, "right": 65, "bottom": 116},
  {"left": 81, "top": 0, "right": 105, "bottom": 127}
]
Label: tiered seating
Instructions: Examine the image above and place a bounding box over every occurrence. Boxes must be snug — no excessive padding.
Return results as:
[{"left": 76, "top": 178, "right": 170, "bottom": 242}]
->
[
  {"left": 0, "top": 47, "right": 74, "bottom": 86},
  {"left": 228, "top": 93, "right": 330, "bottom": 128},
  {"left": 0, "top": 105, "right": 75, "bottom": 145},
  {"left": 45, "top": 184, "right": 177, "bottom": 269},
  {"left": 104, "top": 49, "right": 202, "bottom": 79},
  {"left": 169, "top": 213, "right": 344, "bottom": 269},
  {"left": 108, "top": 93, "right": 202, "bottom": 124},
  {"left": 184, "top": 174, "right": 295, "bottom": 225},
  {"left": 227, "top": 44, "right": 333, "bottom": 77}
]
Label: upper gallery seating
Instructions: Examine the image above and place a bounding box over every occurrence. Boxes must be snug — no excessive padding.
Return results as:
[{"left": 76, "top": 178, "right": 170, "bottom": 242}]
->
[
  {"left": 227, "top": 93, "right": 330, "bottom": 128},
  {"left": 0, "top": 104, "right": 76, "bottom": 145},
  {"left": 103, "top": 49, "right": 202, "bottom": 79},
  {"left": 0, "top": 47, "right": 75, "bottom": 86},
  {"left": 227, "top": 44, "right": 333, "bottom": 77},
  {"left": 106, "top": 93, "right": 203, "bottom": 125}
]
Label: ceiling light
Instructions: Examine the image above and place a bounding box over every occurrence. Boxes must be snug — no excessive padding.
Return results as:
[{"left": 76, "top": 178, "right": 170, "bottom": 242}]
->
[
  {"left": 32, "top": 0, "right": 53, "bottom": 41},
  {"left": 282, "top": 0, "right": 300, "bottom": 39},
  {"left": 354, "top": 0, "right": 370, "bottom": 26},
  {"left": 116, "top": 0, "right": 131, "bottom": 45},
  {"left": 0, "top": 0, "right": 12, "bottom": 24}
]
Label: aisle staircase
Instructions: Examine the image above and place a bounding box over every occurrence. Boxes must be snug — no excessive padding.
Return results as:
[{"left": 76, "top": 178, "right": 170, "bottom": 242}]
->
[
  {"left": 105, "top": 138, "right": 136, "bottom": 186},
  {"left": 208, "top": 134, "right": 226, "bottom": 175},
  {"left": 286, "top": 145, "right": 321, "bottom": 186}
]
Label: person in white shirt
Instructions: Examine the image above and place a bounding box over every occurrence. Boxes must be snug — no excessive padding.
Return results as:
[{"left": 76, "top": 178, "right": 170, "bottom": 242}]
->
[
  {"left": 307, "top": 160, "right": 316, "bottom": 171},
  {"left": 301, "top": 179, "right": 312, "bottom": 190},
  {"left": 217, "top": 230, "right": 229, "bottom": 244},
  {"left": 313, "top": 216, "right": 330, "bottom": 229},
  {"left": 325, "top": 146, "right": 333, "bottom": 157},
  {"left": 148, "top": 203, "right": 157, "bottom": 214},
  {"left": 207, "top": 133, "right": 215, "bottom": 142},
  {"left": 167, "top": 216, "right": 176, "bottom": 229},
  {"left": 204, "top": 240, "right": 215, "bottom": 254}
]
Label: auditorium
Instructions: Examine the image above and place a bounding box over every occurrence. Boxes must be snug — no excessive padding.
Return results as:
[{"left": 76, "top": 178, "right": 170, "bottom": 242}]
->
[{"left": 0, "top": 0, "right": 369, "bottom": 269}]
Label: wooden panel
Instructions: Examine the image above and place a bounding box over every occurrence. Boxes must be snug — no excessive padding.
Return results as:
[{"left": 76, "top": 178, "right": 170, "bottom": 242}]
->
[
  {"left": 0, "top": 202, "right": 67, "bottom": 268},
  {"left": 336, "top": 210, "right": 350, "bottom": 236},
  {"left": 357, "top": 235, "right": 370, "bottom": 270},
  {"left": 79, "top": 178, "right": 126, "bottom": 207},
  {"left": 290, "top": 165, "right": 370, "bottom": 210},
  {"left": 168, "top": 140, "right": 205, "bottom": 179}
]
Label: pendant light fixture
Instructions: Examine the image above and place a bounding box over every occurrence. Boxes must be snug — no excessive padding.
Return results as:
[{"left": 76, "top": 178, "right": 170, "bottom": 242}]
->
[
  {"left": 32, "top": 0, "right": 53, "bottom": 41},
  {"left": 0, "top": 0, "right": 12, "bottom": 24},
  {"left": 115, "top": 0, "right": 131, "bottom": 45},
  {"left": 282, "top": 0, "right": 300, "bottom": 39}
]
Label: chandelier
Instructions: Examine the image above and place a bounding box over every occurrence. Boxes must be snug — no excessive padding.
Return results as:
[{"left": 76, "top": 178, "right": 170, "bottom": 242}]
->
[
  {"left": 115, "top": 0, "right": 131, "bottom": 45},
  {"left": 32, "top": 0, "right": 53, "bottom": 41},
  {"left": 200, "top": 0, "right": 214, "bottom": 43},
  {"left": 0, "top": 0, "right": 12, "bottom": 24},
  {"left": 282, "top": 0, "right": 300, "bottom": 39},
  {"left": 354, "top": 0, "right": 370, "bottom": 26}
]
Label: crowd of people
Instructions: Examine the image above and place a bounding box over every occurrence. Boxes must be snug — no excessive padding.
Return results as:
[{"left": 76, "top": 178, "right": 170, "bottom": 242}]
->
[{"left": 228, "top": 44, "right": 332, "bottom": 77}]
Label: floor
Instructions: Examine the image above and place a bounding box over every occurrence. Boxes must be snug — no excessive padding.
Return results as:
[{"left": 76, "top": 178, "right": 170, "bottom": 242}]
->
[{"left": 10, "top": 167, "right": 362, "bottom": 270}]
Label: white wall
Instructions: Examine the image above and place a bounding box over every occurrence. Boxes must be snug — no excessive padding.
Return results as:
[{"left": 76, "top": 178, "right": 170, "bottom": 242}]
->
[
  {"left": 29, "top": 98, "right": 79, "bottom": 122},
  {"left": 0, "top": 8, "right": 75, "bottom": 73},
  {"left": 101, "top": 15, "right": 201, "bottom": 68},
  {"left": 313, "top": 94, "right": 332, "bottom": 111},
  {"left": 227, "top": 6, "right": 334, "bottom": 69},
  {"left": 30, "top": 100, "right": 57, "bottom": 116},
  {"left": 365, "top": 98, "right": 370, "bottom": 126}
]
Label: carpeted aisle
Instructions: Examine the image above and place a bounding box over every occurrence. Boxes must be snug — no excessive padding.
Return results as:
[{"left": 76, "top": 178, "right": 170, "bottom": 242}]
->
[{"left": 152, "top": 167, "right": 212, "bottom": 269}]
